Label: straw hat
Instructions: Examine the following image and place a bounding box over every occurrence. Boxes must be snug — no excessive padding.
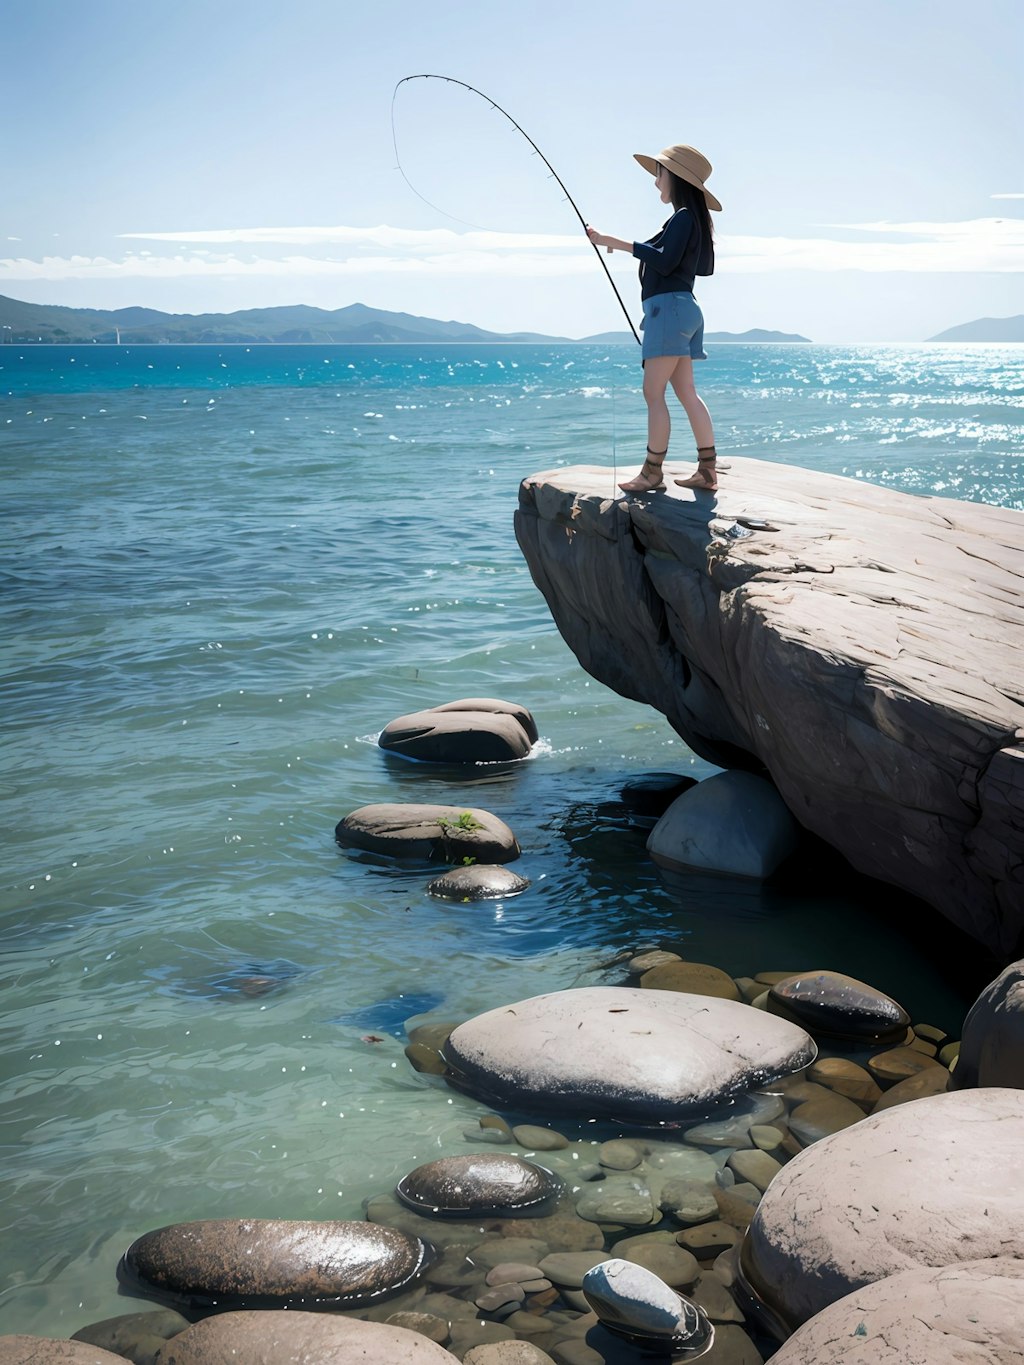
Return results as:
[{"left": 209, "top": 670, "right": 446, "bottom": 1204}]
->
[{"left": 634, "top": 145, "right": 722, "bottom": 212}]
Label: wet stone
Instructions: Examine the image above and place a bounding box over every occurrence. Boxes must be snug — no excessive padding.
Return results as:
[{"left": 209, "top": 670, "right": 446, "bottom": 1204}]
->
[
  {"left": 867, "top": 1046, "right": 943, "bottom": 1086},
  {"left": 768, "top": 971, "right": 911, "bottom": 1042},
  {"left": 428, "top": 866, "right": 531, "bottom": 901},
  {"left": 486, "top": 1263, "right": 545, "bottom": 1286},
  {"left": 397, "top": 1154, "right": 561, "bottom": 1219},
  {"left": 513, "top": 1125, "right": 569, "bottom": 1151},
  {"left": 727, "top": 1150, "right": 783, "bottom": 1192},
  {"left": 379, "top": 698, "right": 538, "bottom": 764},
  {"left": 582, "top": 1258, "right": 713, "bottom": 1347},
  {"left": 626, "top": 950, "right": 682, "bottom": 975},
  {"left": 476, "top": 1283, "right": 526, "bottom": 1312},
  {"left": 118, "top": 1218, "right": 431, "bottom": 1311},
  {"left": 871, "top": 1064, "right": 949, "bottom": 1112},
  {"left": 385, "top": 1311, "right": 452, "bottom": 1345},
  {"left": 537, "top": 1252, "right": 610, "bottom": 1288},
  {"left": 787, "top": 1094, "right": 865, "bottom": 1146},
  {"left": 597, "top": 1141, "right": 643, "bottom": 1171},
  {"left": 498, "top": 1208, "right": 605, "bottom": 1251},
  {"left": 748, "top": 1125, "right": 785, "bottom": 1154},
  {"left": 336, "top": 803, "right": 520, "bottom": 865},
  {"left": 658, "top": 1178, "right": 718, "bottom": 1225},
  {"left": 676, "top": 1221, "right": 741, "bottom": 1260},
  {"left": 640, "top": 960, "right": 742, "bottom": 1001},
  {"left": 806, "top": 1057, "right": 882, "bottom": 1107},
  {"left": 690, "top": 1273, "right": 745, "bottom": 1324},
  {"left": 610, "top": 1235, "right": 700, "bottom": 1289},
  {"left": 574, "top": 1177, "right": 657, "bottom": 1227},
  {"left": 71, "top": 1308, "right": 189, "bottom": 1363}
]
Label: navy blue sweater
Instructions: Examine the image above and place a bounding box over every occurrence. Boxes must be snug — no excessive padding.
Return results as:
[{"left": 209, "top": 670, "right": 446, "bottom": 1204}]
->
[{"left": 633, "top": 208, "right": 713, "bottom": 300}]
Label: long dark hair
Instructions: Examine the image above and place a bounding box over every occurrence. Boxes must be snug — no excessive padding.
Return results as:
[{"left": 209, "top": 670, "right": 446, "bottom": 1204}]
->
[{"left": 662, "top": 167, "right": 714, "bottom": 276}]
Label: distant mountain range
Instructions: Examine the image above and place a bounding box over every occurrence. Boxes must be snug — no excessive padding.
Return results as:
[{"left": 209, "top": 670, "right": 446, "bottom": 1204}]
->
[
  {"left": 927, "top": 314, "right": 1024, "bottom": 342},
  {"left": 0, "top": 295, "right": 814, "bottom": 346},
  {"left": 0, "top": 296, "right": 563, "bottom": 345},
  {"left": 5, "top": 292, "right": 1018, "bottom": 345}
]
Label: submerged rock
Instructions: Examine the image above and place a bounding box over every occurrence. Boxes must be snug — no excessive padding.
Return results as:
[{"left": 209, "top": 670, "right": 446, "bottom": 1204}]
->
[
  {"left": 768, "top": 971, "right": 910, "bottom": 1042},
  {"left": 336, "top": 804, "right": 520, "bottom": 864},
  {"left": 396, "top": 1154, "right": 561, "bottom": 1219},
  {"left": 119, "top": 1219, "right": 431, "bottom": 1311},
  {"left": 769, "top": 1259, "right": 1024, "bottom": 1364},
  {"left": 71, "top": 1309, "right": 189, "bottom": 1363},
  {"left": 379, "top": 698, "right": 537, "bottom": 763},
  {"left": 427, "top": 866, "right": 531, "bottom": 901},
  {"left": 739, "top": 1088, "right": 1024, "bottom": 1330},
  {"left": 647, "top": 771, "right": 800, "bottom": 879},
  {"left": 443, "top": 987, "right": 815, "bottom": 1122},
  {"left": 148, "top": 1310, "right": 460, "bottom": 1362}
]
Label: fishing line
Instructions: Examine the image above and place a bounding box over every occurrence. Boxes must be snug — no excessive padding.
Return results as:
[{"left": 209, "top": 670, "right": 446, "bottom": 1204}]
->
[{"left": 391, "top": 74, "right": 641, "bottom": 348}]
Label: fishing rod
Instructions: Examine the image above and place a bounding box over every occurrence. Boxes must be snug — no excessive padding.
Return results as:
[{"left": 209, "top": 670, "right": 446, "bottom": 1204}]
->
[{"left": 391, "top": 74, "right": 642, "bottom": 347}]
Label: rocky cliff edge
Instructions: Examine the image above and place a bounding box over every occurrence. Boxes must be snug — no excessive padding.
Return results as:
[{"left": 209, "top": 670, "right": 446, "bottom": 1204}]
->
[{"left": 514, "top": 457, "right": 1023, "bottom": 958}]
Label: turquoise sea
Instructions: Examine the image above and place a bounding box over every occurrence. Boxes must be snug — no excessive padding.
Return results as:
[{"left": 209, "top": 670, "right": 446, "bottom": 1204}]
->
[{"left": 1, "top": 342, "right": 1021, "bottom": 1338}]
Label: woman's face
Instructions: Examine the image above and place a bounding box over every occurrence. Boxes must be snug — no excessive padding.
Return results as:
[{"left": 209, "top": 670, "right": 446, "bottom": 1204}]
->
[{"left": 655, "top": 164, "right": 672, "bottom": 205}]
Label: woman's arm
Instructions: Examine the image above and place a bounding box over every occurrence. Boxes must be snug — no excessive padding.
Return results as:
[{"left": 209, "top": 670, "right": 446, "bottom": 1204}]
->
[{"left": 586, "top": 226, "right": 634, "bottom": 254}]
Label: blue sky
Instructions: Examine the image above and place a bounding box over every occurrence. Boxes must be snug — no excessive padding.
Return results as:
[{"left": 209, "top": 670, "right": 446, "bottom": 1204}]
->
[{"left": 2, "top": 0, "right": 1022, "bottom": 340}]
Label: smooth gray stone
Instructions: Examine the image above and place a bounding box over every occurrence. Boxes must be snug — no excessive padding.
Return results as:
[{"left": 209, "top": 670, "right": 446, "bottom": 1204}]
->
[
  {"left": 514, "top": 462, "right": 1024, "bottom": 957},
  {"left": 336, "top": 803, "right": 520, "bottom": 864},
  {"left": 71, "top": 1309, "right": 189, "bottom": 1364},
  {"left": 574, "top": 1177, "right": 656, "bottom": 1227},
  {"left": 768, "top": 971, "right": 911, "bottom": 1042},
  {"left": 428, "top": 866, "right": 531, "bottom": 902},
  {"left": 119, "top": 1218, "right": 431, "bottom": 1311},
  {"left": 397, "top": 1154, "right": 560, "bottom": 1218},
  {"left": 379, "top": 698, "right": 537, "bottom": 763},
  {"left": 648, "top": 772, "right": 800, "bottom": 879},
  {"left": 581, "top": 1258, "right": 705, "bottom": 1339},
  {"left": 537, "top": 1251, "right": 610, "bottom": 1288},
  {"left": 443, "top": 988, "right": 815, "bottom": 1123}
]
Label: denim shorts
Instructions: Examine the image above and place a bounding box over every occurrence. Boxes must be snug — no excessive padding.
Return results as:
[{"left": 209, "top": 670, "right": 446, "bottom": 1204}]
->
[{"left": 640, "top": 291, "right": 707, "bottom": 362}]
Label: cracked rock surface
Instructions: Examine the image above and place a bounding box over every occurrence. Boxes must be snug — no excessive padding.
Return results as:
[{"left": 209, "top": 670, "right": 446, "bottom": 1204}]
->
[
  {"left": 514, "top": 460, "right": 1024, "bottom": 956},
  {"left": 739, "top": 1087, "right": 1024, "bottom": 1330},
  {"left": 768, "top": 1258, "right": 1024, "bottom": 1363}
]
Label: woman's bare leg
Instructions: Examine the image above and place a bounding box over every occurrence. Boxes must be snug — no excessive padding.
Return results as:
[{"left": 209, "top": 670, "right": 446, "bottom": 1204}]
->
[
  {"left": 618, "top": 355, "right": 678, "bottom": 492},
  {"left": 670, "top": 357, "right": 717, "bottom": 490}
]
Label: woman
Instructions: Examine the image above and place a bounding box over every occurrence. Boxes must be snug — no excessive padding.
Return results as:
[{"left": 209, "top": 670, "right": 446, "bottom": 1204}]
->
[{"left": 586, "top": 144, "right": 721, "bottom": 493}]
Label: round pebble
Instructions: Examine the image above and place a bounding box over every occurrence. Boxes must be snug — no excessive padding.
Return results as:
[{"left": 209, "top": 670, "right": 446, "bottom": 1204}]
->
[
  {"left": 428, "top": 866, "right": 531, "bottom": 901},
  {"left": 511, "top": 1125, "right": 569, "bottom": 1151},
  {"left": 768, "top": 971, "right": 910, "bottom": 1042},
  {"left": 397, "top": 1154, "right": 559, "bottom": 1219}
]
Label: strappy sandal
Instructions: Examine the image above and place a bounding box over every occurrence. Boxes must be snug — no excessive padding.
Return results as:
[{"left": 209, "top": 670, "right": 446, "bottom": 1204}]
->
[
  {"left": 618, "top": 447, "right": 667, "bottom": 493},
  {"left": 674, "top": 447, "right": 718, "bottom": 492}
]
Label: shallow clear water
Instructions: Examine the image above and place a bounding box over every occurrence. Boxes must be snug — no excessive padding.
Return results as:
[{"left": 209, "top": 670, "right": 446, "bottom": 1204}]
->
[{"left": 1, "top": 343, "right": 1019, "bottom": 1336}]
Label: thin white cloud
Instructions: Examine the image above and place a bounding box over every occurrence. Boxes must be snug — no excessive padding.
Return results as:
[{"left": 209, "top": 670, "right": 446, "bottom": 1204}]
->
[
  {"left": 991, "top": 193, "right": 1024, "bottom": 200},
  {"left": 4, "top": 217, "right": 1023, "bottom": 285},
  {"left": 117, "top": 225, "right": 582, "bottom": 251}
]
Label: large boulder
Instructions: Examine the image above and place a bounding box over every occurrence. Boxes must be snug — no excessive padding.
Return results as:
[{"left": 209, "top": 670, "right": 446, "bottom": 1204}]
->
[
  {"left": 335, "top": 804, "right": 520, "bottom": 864},
  {"left": 379, "top": 698, "right": 537, "bottom": 763},
  {"left": 71, "top": 1310, "right": 189, "bottom": 1363},
  {"left": 119, "top": 1219, "right": 432, "bottom": 1311},
  {"left": 951, "top": 959, "right": 1024, "bottom": 1090},
  {"left": 514, "top": 461, "right": 1024, "bottom": 956},
  {"left": 0, "top": 1342, "right": 129, "bottom": 1363},
  {"left": 443, "top": 987, "right": 815, "bottom": 1122},
  {"left": 739, "top": 1088, "right": 1024, "bottom": 1330},
  {"left": 769, "top": 1259, "right": 1024, "bottom": 1363},
  {"left": 150, "top": 1311, "right": 459, "bottom": 1362},
  {"left": 647, "top": 771, "right": 800, "bottom": 879}
]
